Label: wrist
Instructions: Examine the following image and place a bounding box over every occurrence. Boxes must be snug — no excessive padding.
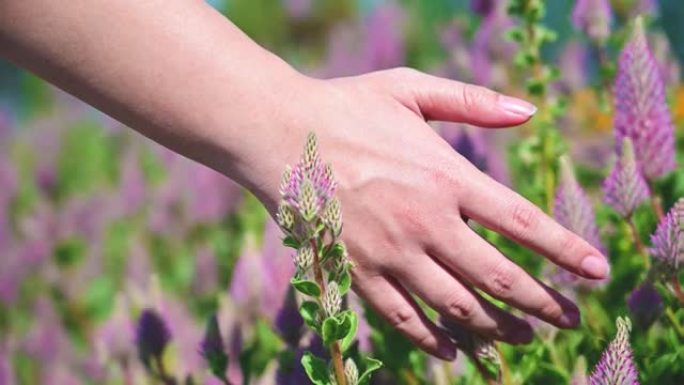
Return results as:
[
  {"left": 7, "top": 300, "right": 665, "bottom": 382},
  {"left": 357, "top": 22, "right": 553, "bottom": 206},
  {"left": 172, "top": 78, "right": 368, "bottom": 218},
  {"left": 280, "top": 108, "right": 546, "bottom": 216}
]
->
[{"left": 206, "top": 57, "right": 322, "bottom": 212}]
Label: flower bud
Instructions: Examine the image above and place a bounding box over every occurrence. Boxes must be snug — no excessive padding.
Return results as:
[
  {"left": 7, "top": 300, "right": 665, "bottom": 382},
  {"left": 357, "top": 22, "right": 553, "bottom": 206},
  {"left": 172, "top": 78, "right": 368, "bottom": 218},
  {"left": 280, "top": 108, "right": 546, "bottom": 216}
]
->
[
  {"left": 324, "top": 197, "right": 342, "bottom": 236},
  {"left": 136, "top": 308, "right": 171, "bottom": 369},
  {"left": 650, "top": 206, "right": 683, "bottom": 278},
  {"left": 298, "top": 178, "right": 319, "bottom": 221},
  {"left": 303, "top": 132, "right": 320, "bottom": 174},
  {"left": 279, "top": 165, "right": 292, "bottom": 196},
  {"left": 276, "top": 203, "right": 295, "bottom": 231},
  {"left": 627, "top": 283, "right": 663, "bottom": 330},
  {"left": 344, "top": 358, "right": 359, "bottom": 385},
  {"left": 323, "top": 282, "right": 341, "bottom": 317},
  {"left": 295, "top": 246, "right": 314, "bottom": 271}
]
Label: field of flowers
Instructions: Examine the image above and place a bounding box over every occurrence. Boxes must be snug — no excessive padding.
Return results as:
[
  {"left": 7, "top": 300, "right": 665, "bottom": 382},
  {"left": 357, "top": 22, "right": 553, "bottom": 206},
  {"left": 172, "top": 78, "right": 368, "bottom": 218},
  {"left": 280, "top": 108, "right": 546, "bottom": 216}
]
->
[{"left": 1, "top": 0, "right": 684, "bottom": 384}]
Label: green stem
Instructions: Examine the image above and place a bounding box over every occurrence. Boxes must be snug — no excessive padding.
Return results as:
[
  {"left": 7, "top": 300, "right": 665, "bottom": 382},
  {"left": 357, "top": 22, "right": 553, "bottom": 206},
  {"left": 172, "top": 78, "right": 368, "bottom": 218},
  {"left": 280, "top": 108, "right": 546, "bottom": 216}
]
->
[
  {"left": 665, "top": 307, "right": 684, "bottom": 338},
  {"left": 626, "top": 216, "right": 649, "bottom": 268},
  {"left": 310, "top": 239, "right": 347, "bottom": 385},
  {"left": 153, "top": 356, "right": 176, "bottom": 385},
  {"left": 650, "top": 192, "right": 665, "bottom": 221},
  {"left": 671, "top": 277, "right": 684, "bottom": 305}
]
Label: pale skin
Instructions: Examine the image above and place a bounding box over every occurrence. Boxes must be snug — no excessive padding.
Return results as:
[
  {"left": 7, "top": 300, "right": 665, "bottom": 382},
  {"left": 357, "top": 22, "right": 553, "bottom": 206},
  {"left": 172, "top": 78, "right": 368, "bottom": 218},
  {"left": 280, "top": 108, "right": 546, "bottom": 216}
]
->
[{"left": 0, "top": 0, "right": 609, "bottom": 360}]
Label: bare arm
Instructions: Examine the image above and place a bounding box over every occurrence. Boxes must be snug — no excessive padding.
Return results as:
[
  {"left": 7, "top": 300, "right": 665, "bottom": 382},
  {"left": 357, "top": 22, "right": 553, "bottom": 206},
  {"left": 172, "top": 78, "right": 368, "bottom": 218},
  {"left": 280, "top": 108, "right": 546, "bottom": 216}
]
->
[
  {"left": 0, "top": 0, "right": 304, "bottom": 201},
  {"left": 0, "top": 0, "right": 609, "bottom": 360}
]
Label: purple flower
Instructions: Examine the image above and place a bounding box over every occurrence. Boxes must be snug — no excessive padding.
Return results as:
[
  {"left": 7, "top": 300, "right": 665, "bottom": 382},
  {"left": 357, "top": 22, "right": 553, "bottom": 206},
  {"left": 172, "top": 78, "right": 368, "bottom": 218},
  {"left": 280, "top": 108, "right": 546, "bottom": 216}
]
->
[
  {"left": 447, "top": 127, "right": 488, "bottom": 172},
  {"left": 572, "top": 0, "right": 612, "bottom": 44},
  {"left": 363, "top": 1, "right": 406, "bottom": 71},
  {"left": 627, "top": 283, "right": 663, "bottom": 329},
  {"left": 649, "top": 199, "right": 684, "bottom": 277},
  {"left": 200, "top": 314, "right": 229, "bottom": 380},
  {"left": 319, "top": 1, "right": 405, "bottom": 77},
  {"left": 118, "top": 149, "right": 147, "bottom": 215},
  {"left": 279, "top": 133, "right": 337, "bottom": 224},
  {"left": 588, "top": 317, "right": 640, "bottom": 385},
  {"left": 554, "top": 157, "right": 605, "bottom": 252},
  {"left": 470, "top": 0, "right": 495, "bottom": 17},
  {"left": 571, "top": 357, "right": 588, "bottom": 385},
  {"left": 558, "top": 41, "right": 590, "bottom": 93},
  {"left": 275, "top": 287, "right": 304, "bottom": 347},
  {"left": 0, "top": 347, "right": 15, "bottom": 385},
  {"left": 470, "top": 6, "right": 516, "bottom": 87},
  {"left": 136, "top": 308, "right": 171, "bottom": 369},
  {"left": 284, "top": 0, "right": 312, "bottom": 19},
  {"left": 614, "top": 18, "right": 676, "bottom": 181},
  {"left": 93, "top": 294, "right": 135, "bottom": 361},
  {"left": 603, "top": 138, "right": 650, "bottom": 218}
]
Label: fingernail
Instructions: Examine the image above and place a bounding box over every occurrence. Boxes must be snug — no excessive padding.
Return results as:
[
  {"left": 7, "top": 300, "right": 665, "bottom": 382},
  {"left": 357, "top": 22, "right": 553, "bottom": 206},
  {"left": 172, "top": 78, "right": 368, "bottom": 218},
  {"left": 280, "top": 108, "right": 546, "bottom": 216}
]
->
[
  {"left": 559, "top": 310, "right": 581, "bottom": 328},
  {"left": 438, "top": 344, "right": 457, "bottom": 361},
  {"left": 498, "top": 95, "right": 537, "bottom": 117},
  {"left": 514, "top": 324, "right": 534, "bottom": 344},
  {"left": 580, "top": 255, "right": 610, "bottom": 279}
]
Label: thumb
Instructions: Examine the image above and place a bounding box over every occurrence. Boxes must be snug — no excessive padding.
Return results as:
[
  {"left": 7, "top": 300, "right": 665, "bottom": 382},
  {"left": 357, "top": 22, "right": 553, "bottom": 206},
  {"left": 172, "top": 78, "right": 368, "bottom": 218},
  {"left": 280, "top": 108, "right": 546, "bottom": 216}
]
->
[{"left": 384, "top": 68, "right": 537, "bottom": 128}]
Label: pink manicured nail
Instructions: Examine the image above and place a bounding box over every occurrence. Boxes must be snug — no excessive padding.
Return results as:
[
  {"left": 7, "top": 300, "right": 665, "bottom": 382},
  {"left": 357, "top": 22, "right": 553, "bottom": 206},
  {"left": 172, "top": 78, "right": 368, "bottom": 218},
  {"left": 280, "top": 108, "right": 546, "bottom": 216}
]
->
[
  {"left": 581, "top": 255, "right": 610, "bottom": 279},
  {"left": 498, "top": 95, "right": 538, "bottom": 117}
]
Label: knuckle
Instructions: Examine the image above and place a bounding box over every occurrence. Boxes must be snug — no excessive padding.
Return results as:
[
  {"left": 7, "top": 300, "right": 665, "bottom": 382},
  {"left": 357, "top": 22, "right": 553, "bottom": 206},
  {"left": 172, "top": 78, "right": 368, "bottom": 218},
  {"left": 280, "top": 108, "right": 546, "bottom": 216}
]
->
[
  {"left": 442, "top": 291, "right": 476, "bottom": 321},
  {"left": 460, "top": 84, "right": 490, "bottom": 112},
  {"left": 558, "top": 230, "right": 581, "bottom": 258},
  {"left": 539, "top": 300, "right": 565, "bottom": 321},
  {"left": 391, "top": 66, "right": 421, "bottom": 79},
  {"left": 485, "top": 262, "right": 517, "bottom": 299},
  {"left": 386, "top": 306, "right": 416, "bottom": 331},
  {"left": 507, "top": 201, "right": 542, "bottom": 241}
]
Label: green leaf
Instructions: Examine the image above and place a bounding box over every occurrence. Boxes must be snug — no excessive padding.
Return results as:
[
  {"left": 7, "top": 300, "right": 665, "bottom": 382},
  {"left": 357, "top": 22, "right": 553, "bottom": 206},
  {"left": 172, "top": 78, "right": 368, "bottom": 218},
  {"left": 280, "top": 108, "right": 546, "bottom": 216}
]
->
[
  {"left": 504, "top": 27, "right": 525, "bottom": 43},
  {"left": 291, "top": 278, "right": 321, "bottom": 297},
  {"left": 329, "top": 242, "right": 346, "bottom": 259},
  {"left": 322, "top": 311, "right": 356, "bottom": 347},
  {"left": 338, "top": 268, "right": 351, "bottom": 295},
  {"left": 322, "top": 317, "right": 341, "bottom": 346},
  {"left": 239, "top": 319, "right": 283, "bottom": 380},
  {"left": 525, "top": 78, "right": 546, "bottom": 96},
  {"left": 301, "top": 352, "right": 332, "bottom": 385},
  {"left": 339, "top": 311, "right": 358, "bottom": 353},
  {"left": 358, "top": 356, "right": 383, "bottom": 385},
  {"left": 299, "top": 301, "right": 321, "bottom": 330},
  {"left": 282, "top": 236, "right": 299, "bottom": 249}
]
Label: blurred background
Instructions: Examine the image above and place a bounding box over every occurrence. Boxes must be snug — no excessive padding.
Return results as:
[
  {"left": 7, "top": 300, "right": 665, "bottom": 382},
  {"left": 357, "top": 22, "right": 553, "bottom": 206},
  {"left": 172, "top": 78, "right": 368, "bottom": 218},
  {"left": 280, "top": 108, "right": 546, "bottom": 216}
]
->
[{"left": 1, "top": 1, "right": 683, "bottom": 384}]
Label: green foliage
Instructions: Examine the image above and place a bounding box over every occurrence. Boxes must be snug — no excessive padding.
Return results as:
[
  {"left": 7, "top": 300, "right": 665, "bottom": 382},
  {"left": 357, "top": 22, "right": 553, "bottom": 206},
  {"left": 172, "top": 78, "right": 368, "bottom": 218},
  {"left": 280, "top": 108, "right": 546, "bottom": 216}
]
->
[
  {"left": 301, "top": 352, "right": 332, "bottom": 385},
  {"left": 291, "top": 278, "right": 322, "bottom": 297},
  {"left": 239, "top": 319, "right": 283, "bottom": 382}
]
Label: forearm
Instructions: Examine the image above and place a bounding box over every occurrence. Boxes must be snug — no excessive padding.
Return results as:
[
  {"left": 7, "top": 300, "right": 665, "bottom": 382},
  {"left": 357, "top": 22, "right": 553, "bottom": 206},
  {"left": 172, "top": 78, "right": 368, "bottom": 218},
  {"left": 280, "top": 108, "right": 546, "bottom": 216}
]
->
[{"left": 0, "top": 0, "right": 309, "bottom": 205}]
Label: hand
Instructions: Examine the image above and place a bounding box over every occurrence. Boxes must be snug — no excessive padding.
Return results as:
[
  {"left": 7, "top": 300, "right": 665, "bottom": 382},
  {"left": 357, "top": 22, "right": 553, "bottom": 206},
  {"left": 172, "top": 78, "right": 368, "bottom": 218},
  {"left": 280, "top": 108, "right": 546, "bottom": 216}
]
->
[{"left": 264, "top": 68, "right": 609, "bottom": 360}]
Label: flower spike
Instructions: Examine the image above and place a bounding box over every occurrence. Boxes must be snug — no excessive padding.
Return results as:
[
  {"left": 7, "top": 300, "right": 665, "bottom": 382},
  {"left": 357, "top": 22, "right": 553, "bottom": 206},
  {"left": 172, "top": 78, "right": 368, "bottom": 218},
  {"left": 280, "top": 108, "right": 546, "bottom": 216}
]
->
[
  {"left": 588, "top": 317, "right": 640, "bottom": 385},
  {"left": 603, "top": 138, "right": 650, "bottom": 218},
  {"left": 614, "top": 17, "right": 676, "bottom": 181}
]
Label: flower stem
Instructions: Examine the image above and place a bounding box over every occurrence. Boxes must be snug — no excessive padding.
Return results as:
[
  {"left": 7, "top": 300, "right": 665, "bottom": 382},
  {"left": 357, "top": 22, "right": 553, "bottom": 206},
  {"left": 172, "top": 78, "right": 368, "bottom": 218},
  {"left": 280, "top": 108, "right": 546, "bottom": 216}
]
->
[
  {"left": 119, "top": 358, "right": 134, "bottom": 385},
  {"left": 650, "top": 193, "right": 665, "bottom": 221},
  {"left": 310, "top": 239, "right": 347, "bottom": 385},
  {"left": 671, "top": 277, "right": 684, "bottom": 305},
  {"left": 473, "top": 358, "right": 499, "bottom": 385},
  {"left": 153, "top": 356, "right": 176, "bottom": 385},
  {"left": 626, "top": 216, "right": 649, "bottom": 268},
  {"left": 665, "top": 307, "right": 684, "bottom": 338}
]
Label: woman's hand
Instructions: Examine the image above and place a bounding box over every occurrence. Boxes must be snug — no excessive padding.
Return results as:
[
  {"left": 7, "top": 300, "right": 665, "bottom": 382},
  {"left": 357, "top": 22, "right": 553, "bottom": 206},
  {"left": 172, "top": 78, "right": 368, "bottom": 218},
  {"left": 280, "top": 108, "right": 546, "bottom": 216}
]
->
[
  {"left": 0, "top": 0, "right": 608, "bottom": 361},
  {"left": 258, "top": 68, "right": 609, "bottom": 360}
]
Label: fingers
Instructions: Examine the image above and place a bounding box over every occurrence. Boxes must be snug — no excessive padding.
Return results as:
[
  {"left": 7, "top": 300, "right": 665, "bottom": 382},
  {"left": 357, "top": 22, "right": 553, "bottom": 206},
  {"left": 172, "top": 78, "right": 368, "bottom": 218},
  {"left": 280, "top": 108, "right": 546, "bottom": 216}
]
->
[
  {"left": 430, "top": 220, "right": 581, "bottom": 329},
  {"left": 379, "top": 68, "right": 537, "bottom": 128},
  {"left": 459, "top": 169, "right": 609, "bottom": 280},
  {"left": 388, "top": 253, "right": 533, "bottom": 344},
  {"left": 352, "top": 270, "right": 457, "bottom": 360}
]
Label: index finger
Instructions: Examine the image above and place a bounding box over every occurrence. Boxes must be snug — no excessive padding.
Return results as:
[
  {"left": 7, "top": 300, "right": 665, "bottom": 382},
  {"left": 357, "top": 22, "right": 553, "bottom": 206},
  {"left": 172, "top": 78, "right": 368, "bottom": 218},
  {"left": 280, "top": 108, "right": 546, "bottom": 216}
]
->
[{"left": 459, "top": 170, "right": 609, "bottom": 280}]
